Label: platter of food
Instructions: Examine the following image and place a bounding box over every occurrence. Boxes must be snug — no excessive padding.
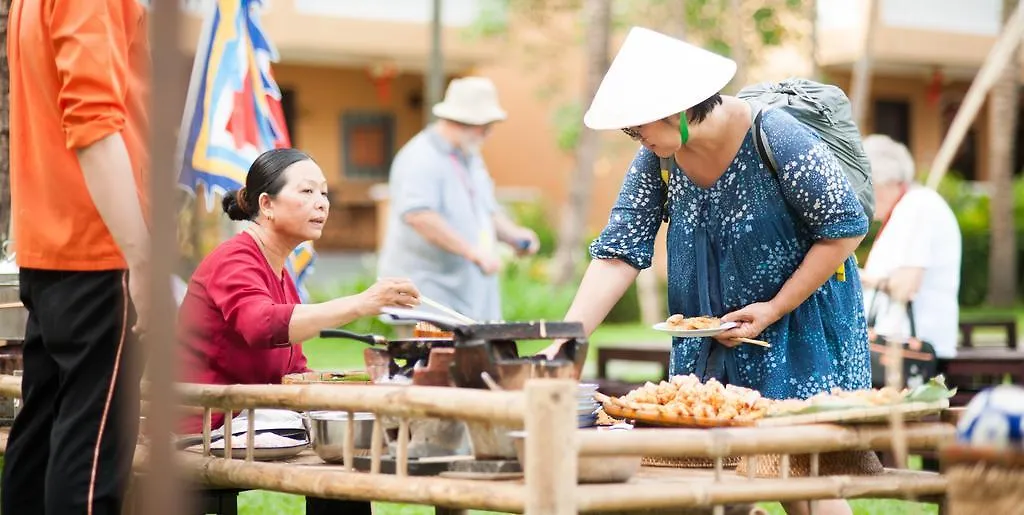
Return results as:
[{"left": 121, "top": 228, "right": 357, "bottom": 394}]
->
[
  {"left": 758, "top": 376, "right": 956, "bottom": 426},
  {"left": 595, "top": 375, "right": 770, "bottom": 428},
  {"left": 593, "top": 375, "right": 956, "bottom": 428},
  {"left": 653, "top": 314, "right": 737, "bottom": 338}
]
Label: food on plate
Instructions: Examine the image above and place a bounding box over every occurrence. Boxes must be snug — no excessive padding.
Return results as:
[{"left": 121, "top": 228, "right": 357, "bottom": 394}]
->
[
  {"left": 414, "top": 322, "right": 453, "bottom": 339},
  {"left": 612, "top": 374, "right": 772, "bottom": 421},
  {"left": 595, "top": 407, "right": 624, "bottom": 426},
  {"left": 665, "top": 314, "right": 721, "bottom": 331}
]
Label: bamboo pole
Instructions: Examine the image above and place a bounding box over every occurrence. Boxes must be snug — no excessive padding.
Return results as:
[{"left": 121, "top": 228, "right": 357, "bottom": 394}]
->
[
  {"left": 202, "top": 408, "right": 212, "bottom": 457},
  {"left": 246, "top": 408, "right": 255, "bottom": 462},
  {"left": 886, "top": 313, "right": 908, "bottom": 469},
  {"left": 145, "top": 0, "right": 187, "bottom": 511},
  {"left": 171, "top": 383, "right": 525, "bottom": 424},
  {"left": 576, "top": 423, "right": 954, "bottom": 457},
  {"left": 340, "top": 410, "right": 353, "bottom": 470},
  {"left": 809, "top": 453, "right": 820, "bottom": 515},
  {"left": 370, "top": 418, "right": 384, "bottom": 474},
  {"left": 524, "top": 379, "right": 577, "bottom": 515},
  {"left": 180, "top": 452, "right": 526, "bottom": 513},
  {"left": 926, "top": 0, "right": 1024, "bottom": 189},
  {"left": 223, "top": 412, "right": 233, "bottom": 459},
  {"left": 0, "top": 425, "right": 953, "bottom": 512},
  {"left": 574, "top": 473, "right": 947, "bottom": 512},
  {"left": 397, "top": 418, "right": 410, "bottom": 477}
]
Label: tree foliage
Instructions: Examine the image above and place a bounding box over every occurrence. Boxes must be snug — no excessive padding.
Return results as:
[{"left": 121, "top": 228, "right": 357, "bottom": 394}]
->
[{"left": 467, "top": 0, "right": 809, "bottom": 151}]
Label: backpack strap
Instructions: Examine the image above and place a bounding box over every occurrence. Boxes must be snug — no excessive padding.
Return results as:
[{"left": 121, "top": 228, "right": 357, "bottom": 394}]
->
[{"left": 750, "top": 105, "right": 779, "bottom": 176}]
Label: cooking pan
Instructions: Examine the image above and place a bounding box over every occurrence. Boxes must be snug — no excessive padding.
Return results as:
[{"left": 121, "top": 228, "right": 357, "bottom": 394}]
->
[
  {"left": 318, "top": 328, "right": 454, "bottom": 378},
  {"left": 318, "top": 328, "right": 453, "bottom": 354}
]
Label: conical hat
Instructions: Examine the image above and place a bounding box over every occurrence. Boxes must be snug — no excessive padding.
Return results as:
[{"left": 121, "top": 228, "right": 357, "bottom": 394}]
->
[{"left": 584, "top": 27, "right": 737, "bottom": 130}]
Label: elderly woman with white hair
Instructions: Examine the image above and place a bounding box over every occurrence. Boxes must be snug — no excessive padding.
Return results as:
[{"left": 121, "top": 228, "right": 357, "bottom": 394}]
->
[
  {"left": 541, "top": 27, "right": 871, "bottom": 515},
  {"left": 860, "top": 134, "right": 962, "bottom": 360}
]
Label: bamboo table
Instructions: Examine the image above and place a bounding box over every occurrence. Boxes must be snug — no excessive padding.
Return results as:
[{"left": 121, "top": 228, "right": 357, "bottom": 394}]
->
[{"left": 0, "top": 375, "right": 957, "bottom": 514}]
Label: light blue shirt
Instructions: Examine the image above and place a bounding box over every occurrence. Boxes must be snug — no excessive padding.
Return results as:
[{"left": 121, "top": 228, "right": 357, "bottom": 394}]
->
[{"left": 377, "top": 124, "right": 502, "bottom": 321}]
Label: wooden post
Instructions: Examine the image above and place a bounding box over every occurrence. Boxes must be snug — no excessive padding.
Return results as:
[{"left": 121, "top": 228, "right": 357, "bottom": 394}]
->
[
  {"left": 524, "top": 379, "right": 576, "bottom": 515},
  {"left": 926, "top": 0, "right": 1024, "bottom": 189},
  {"left": 144, "top": 0, "right": 188, "bottom": 512}
]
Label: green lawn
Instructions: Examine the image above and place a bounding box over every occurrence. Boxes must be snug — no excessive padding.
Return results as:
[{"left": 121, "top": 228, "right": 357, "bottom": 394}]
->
[{"left": 238, "top": 323, "right": 942, "bottom": 514}]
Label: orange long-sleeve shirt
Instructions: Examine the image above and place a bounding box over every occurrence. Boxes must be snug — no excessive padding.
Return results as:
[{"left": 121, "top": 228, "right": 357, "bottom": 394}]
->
[{"left": 8, "top": 0, "right": 150, "bottom": 270}]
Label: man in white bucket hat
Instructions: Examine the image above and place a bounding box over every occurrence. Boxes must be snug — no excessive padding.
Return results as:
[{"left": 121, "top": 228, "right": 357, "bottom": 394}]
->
[
  {"left": 378, "top": 77, "right": 539, "bottom": 322},
  {"left": 542, "top": 27, "right": 869, "bottom": 515}
]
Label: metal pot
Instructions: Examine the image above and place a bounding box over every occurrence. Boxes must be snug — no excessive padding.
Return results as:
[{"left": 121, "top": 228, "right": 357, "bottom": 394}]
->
[
  {"left": 306, "top": 411, "right": 379, "bottom": 463},
  {"left": 0, "top": 272, "right": 26, "bottom": 342}
]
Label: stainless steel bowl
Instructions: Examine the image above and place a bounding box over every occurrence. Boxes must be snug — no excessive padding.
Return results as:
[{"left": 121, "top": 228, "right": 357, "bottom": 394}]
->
[{"left": 306, "top": 411, "right": 377, "bottom": 464}]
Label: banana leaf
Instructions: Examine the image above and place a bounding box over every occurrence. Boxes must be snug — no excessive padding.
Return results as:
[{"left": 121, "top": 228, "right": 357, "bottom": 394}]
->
[{"left": 905, "top": 375, "right": 957, "bottom": 403}]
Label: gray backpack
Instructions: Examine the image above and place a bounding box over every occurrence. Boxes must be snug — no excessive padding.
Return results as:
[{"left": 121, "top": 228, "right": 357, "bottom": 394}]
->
[{"left": 659, "top": 78, "right": 875, "bottom": 221}]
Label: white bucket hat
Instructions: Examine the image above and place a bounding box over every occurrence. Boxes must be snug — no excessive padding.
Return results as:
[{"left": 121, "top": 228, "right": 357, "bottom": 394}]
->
[
  {"left": 432, "top": 77, "right": 508, "bottom": 126},
  {"left": 584, "top": 27, "right": 737, "bottom": 130}
]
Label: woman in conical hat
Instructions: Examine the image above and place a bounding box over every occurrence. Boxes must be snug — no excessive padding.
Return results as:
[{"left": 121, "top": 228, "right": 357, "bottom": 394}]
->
[{"left": 544, "top": 27, "right": 869, "bottom": 515}]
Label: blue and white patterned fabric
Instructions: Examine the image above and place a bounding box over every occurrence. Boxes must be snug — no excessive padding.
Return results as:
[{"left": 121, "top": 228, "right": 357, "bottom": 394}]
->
[{"left": 590, "top": 108, "right": 872, "bottom": 400}]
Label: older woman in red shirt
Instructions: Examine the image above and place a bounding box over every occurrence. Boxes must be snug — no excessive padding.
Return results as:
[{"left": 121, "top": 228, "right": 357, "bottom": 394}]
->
[{"left": 177, "top": 148, "right": 419, "bottom": 434}]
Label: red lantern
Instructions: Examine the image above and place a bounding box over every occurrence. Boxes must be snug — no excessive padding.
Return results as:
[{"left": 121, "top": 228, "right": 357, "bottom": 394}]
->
[
  {"left": 926, "top": 68, "right": 944, "bottom": 107},
  {"left": 368, "top": 63, "right": 399, "bottom": 105}
]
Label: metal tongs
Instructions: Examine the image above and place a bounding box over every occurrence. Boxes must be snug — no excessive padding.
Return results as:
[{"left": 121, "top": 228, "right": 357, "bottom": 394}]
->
[{"left": 418, "top": 295, "right": 477, "bottom": 325}]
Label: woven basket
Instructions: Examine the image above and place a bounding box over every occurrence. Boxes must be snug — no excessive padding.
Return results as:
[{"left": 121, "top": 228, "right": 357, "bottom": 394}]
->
[
  {"left": 946, "top": 462, "right": 1024, "bottom": 514},
  {"left": 643, "top": 455, "right": 741, "bottom": 469},
  {"left": 281, "top": 371, "right": 371, "bottom": 385},
  {"left": 735, "top": 450, "right": 884, "bottom": 478}
]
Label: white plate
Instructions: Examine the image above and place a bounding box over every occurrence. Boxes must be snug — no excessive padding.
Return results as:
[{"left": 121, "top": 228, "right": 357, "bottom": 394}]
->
[
  {"left": 210, "top": 443, "right": 307, "bottom": 461},
  {"left": 652, "top": 321, "right": 738, "bottom": 338}
]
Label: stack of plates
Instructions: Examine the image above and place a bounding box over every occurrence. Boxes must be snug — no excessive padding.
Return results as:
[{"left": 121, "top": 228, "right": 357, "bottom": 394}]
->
[{"left": 577, "top": 383, "right": 600, "bottom": 428}]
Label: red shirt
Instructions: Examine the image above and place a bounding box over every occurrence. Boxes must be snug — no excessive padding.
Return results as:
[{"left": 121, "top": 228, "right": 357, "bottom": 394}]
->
[{"left": 177, "top": 232, "right": 310, "bottom": 433}]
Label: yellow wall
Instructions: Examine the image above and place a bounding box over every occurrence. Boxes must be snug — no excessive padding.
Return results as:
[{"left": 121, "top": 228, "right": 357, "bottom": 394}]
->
[{"left": 273, "top": 63, "right": 428, "bottom": 250}]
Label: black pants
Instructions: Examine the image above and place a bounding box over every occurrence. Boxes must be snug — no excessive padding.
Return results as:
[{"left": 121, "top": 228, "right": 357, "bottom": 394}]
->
[
  {"left": 1, "top": 269, "right": 141, "bottom": 515},
  {"left": 306, "top": 497, "right": 373, "bottom": 515}
]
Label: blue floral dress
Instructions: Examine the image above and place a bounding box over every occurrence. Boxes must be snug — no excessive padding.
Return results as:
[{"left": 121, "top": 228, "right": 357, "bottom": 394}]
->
[{"left": 590, "top": 108, "right": 872, "bottom": 400}]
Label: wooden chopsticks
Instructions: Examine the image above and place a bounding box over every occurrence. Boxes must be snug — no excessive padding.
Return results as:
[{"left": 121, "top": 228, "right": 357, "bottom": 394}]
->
[{"left": 731, "top": 337, "right": 771, "bottom": 348}]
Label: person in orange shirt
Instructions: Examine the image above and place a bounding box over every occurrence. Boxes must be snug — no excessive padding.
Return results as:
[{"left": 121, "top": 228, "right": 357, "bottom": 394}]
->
[{"left": 1, "top": 1, "right": 151, "bottom": 514}]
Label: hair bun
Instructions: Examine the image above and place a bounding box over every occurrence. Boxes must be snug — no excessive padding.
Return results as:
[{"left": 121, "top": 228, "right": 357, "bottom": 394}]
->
[{"left": 222, "top": 188, "right": 251, "bottom": 221}]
